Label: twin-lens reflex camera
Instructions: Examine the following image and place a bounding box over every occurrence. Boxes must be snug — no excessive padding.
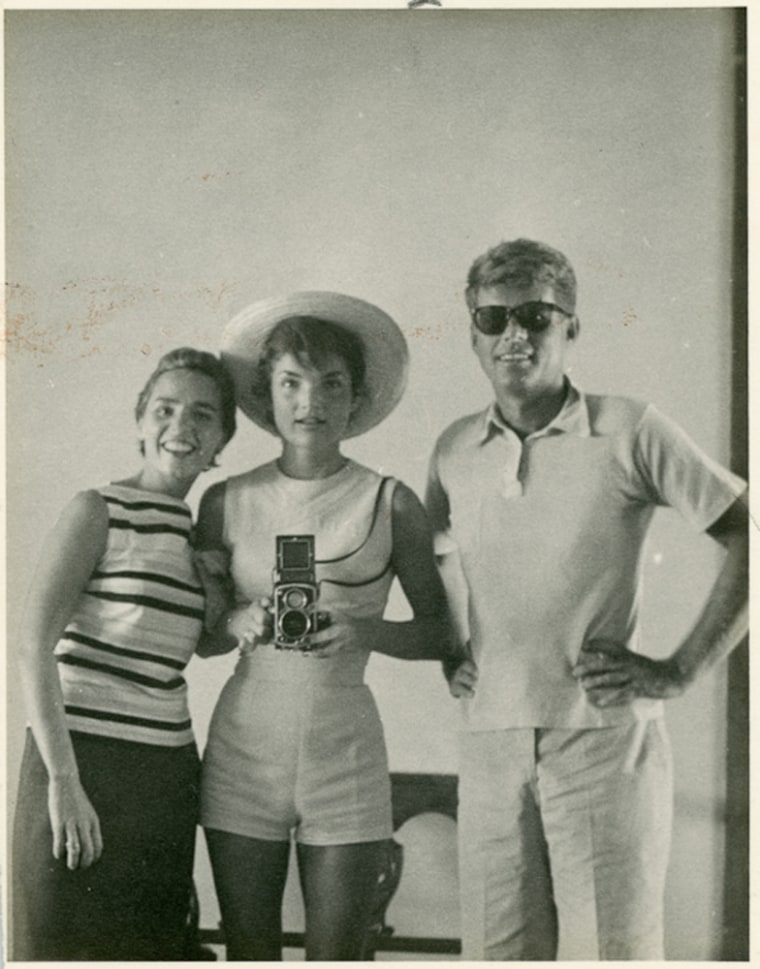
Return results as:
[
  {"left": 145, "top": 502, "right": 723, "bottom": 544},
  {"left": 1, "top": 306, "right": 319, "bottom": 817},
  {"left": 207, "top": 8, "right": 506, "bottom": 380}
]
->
[{"left": 273, "top": 535, "right": 322, "bottom": 650}]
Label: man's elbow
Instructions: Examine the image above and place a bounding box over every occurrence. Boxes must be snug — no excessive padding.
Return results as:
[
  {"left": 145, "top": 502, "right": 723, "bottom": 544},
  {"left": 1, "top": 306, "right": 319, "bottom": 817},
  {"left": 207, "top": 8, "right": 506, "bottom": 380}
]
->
[{"left": 706, "top": 495, "right": 749, "bottom": 552}]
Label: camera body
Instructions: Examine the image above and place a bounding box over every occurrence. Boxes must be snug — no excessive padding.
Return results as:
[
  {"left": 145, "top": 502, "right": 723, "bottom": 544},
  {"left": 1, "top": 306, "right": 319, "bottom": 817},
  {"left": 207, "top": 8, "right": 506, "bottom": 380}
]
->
[{"left": 273, "top": 535, "right": 320, "bottom": 650}]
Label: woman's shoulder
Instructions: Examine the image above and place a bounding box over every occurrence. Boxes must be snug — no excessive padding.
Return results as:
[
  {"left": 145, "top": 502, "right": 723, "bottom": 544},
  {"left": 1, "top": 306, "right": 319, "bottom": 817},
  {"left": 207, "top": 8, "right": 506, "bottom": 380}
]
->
[
  {"left": 389, "top": 480, "right": 425, "bottom": 522},
  {"left": 344, "top": 462, "right": 410, "bottom": 520},
  {"left": 346, "top": 459, "right": 398, "bottom": 487},
  {"left": 347, "top": 459, "right": 407, "bottom": 494},
  {"left": 216, "top": 461, "right": 281, "bottom": 519},
  {"left": 50, "top": 488, "right": 110, "bottom": 550},
  {"left": 225, "top": 460, "right": 279, "bottom": 491},
  {"left": 67, "top": 487, "right": 111, "bottom": 521}
]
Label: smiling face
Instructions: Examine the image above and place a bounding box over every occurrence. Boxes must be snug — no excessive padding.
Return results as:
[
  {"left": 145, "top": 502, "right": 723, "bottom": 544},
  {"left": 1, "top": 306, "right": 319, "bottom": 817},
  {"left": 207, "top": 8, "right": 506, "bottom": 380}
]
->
[
  {"left": 137, "top": 369, "right": 227, "bottom": 496},
  {"left": 470, "top": 282, "right": 579, "bottom": 405},
  {"left": 270, "top": 351, "right": 358, "bottom": 454}
]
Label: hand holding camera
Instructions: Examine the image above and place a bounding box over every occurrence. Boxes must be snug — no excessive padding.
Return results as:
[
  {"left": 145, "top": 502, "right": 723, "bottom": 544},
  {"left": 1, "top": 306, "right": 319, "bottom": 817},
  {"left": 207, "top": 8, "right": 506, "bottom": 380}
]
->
[
  {"left": 273, "top": 535, "right": 375, "bottom": 655},
  {"left": 227, "top": 599, "right": 273, "bottom": 652},
  {"left": 301, "top": 611, "right": 373, "bottom": 658}
]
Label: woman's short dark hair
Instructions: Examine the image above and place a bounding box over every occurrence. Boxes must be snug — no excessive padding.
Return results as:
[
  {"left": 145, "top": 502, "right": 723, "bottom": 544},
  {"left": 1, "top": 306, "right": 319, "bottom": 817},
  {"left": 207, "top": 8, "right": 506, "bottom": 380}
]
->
[
  {"left": 135, "top": 347, "right": 237, "bottom": 453},
  {"left": 465, "top": 238, "right": 577, "bottom": 312},
  {"left": 250, "top": 316, "right": 367, "bottom": 426}
]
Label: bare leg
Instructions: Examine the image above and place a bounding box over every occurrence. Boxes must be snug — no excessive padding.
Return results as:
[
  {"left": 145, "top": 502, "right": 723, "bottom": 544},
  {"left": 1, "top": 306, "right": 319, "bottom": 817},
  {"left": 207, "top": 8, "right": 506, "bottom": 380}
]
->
[
  {"left": 297, "top": 840, "right": 386, "bottom": 961},
  {"left": 204, "top": 828, "right": 290, "bottom": 961}
]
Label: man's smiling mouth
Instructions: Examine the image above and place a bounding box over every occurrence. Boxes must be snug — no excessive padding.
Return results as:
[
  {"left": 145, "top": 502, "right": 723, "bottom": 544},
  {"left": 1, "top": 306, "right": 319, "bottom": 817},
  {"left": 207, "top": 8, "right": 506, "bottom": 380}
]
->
[{"left": 496, "top": 350, "right": 532, "bottom": 362}]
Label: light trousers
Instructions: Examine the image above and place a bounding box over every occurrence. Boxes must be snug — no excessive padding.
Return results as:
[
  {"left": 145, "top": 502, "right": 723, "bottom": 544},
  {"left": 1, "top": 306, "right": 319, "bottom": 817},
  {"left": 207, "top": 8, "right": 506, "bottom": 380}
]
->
[{"left": 458, "top": 721, "right": 673, "bottom": 960}]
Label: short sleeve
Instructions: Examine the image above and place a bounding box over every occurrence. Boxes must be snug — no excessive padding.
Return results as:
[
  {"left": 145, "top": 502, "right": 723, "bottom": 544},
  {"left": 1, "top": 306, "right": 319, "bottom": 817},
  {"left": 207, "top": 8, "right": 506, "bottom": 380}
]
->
[{"left": 632, "top": 405, "right": 746, "bottom": 531}]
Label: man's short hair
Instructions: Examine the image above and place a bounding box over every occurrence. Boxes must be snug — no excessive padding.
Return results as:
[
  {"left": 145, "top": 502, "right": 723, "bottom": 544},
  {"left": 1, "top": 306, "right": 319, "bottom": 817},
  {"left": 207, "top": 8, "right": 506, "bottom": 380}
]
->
[{"left": 465, "top": 238, "right": 577, "bottom": 312}]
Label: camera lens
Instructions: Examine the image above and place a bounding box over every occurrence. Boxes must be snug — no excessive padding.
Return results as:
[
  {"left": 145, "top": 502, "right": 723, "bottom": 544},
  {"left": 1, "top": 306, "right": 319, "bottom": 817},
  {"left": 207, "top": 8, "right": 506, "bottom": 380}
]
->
[
  {"left": 284, "top": 588, "right": 308, "bottom": 609},
  {"left": 281, "top": 609, "right": 309, "bottom": 638}
]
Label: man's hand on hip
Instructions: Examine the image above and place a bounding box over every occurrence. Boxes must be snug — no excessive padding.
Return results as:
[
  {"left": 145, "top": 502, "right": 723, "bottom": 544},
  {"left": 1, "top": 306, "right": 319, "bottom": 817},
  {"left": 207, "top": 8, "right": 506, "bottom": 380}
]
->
[{"left": 572, "top": 639, "right": 686, "bottom": 706}]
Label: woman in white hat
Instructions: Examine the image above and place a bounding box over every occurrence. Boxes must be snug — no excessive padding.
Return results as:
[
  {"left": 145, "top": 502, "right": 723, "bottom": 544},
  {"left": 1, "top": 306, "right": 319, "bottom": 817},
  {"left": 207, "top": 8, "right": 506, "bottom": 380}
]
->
[{"left": 196, "top": 292, "right": 459, "bottom": 960}]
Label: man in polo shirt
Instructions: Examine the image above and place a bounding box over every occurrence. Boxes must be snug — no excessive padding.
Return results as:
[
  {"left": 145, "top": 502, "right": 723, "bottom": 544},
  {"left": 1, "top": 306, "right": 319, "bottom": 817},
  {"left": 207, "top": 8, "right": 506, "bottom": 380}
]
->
[{"left": 425, "top": 237, "right": 748, "bottom": 960}]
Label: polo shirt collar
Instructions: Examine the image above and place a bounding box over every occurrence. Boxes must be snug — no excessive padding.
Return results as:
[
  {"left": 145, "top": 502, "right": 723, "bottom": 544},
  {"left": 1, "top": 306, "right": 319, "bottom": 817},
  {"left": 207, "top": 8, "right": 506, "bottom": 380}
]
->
[{"left": 478, "top": 379, "right": 591, "bottom": 443}]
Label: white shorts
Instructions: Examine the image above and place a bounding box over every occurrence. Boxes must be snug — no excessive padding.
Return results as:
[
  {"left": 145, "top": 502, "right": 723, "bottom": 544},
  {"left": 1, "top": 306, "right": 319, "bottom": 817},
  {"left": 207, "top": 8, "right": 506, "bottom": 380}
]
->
[{"left": 201, "top": 652, "right": 392, "bottom": 846}]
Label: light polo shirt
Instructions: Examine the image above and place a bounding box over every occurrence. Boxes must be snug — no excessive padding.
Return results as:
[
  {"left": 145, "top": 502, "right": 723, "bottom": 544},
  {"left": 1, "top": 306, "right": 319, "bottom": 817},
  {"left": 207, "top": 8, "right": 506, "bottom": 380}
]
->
[{"left": 425, "top": 383, "right": 745, "bottom": 729}]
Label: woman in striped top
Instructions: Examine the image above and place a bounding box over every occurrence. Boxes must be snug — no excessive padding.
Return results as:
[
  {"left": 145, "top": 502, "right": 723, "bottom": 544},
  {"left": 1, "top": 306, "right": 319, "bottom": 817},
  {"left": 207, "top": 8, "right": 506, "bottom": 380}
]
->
[{"left": 12, "top": 347, "right": 236, "bottom": 961}]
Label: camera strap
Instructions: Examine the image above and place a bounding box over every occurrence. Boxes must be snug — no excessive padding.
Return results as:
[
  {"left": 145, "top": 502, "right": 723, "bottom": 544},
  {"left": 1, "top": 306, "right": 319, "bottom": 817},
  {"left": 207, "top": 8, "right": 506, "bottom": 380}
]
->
[
  {"left": 316, "top": 476, "right": 392, "bottom": 566},
  {"left": 317, "top": 477, "right": 394, "bottom": 589}
]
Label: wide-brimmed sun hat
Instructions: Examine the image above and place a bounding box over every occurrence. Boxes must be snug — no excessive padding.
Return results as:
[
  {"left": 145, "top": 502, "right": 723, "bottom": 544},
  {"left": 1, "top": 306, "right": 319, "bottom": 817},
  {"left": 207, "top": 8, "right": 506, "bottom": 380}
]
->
[{"left": 221, "top": 291, "right": 409, "bottom": 438}]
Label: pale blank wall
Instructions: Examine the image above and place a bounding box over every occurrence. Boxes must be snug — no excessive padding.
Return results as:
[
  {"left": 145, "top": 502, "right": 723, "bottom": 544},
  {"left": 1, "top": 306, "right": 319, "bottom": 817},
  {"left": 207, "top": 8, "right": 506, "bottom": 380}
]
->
[{"left": 5, "top": 8, "right": 739, "bottom": 959}]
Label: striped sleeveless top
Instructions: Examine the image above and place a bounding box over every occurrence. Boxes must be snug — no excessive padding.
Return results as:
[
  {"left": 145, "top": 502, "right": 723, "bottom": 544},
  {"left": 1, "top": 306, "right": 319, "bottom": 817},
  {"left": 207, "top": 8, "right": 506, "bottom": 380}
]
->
[{"left": 55, "top": 484, "right": 204, "bottom": 747}]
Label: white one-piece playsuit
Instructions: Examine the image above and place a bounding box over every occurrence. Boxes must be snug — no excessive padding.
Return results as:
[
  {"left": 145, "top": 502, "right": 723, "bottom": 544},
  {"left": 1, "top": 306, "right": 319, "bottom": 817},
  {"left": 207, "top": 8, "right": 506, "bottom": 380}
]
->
[{"left": 201, "top": 459, "right": 397, "bottom": 845}]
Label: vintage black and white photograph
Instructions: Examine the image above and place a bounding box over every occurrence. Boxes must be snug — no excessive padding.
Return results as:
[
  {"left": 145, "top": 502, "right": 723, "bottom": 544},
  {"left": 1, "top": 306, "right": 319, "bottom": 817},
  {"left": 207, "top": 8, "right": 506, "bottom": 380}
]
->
[{"left": 4, "top": 0, "right": 750, "bottom": 962}]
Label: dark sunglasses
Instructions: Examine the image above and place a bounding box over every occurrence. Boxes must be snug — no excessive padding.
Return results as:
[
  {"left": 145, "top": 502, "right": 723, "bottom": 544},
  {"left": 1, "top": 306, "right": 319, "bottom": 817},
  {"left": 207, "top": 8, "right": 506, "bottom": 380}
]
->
[{"left": 470, "top": 300, "right": 573, "bottom": 336}]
